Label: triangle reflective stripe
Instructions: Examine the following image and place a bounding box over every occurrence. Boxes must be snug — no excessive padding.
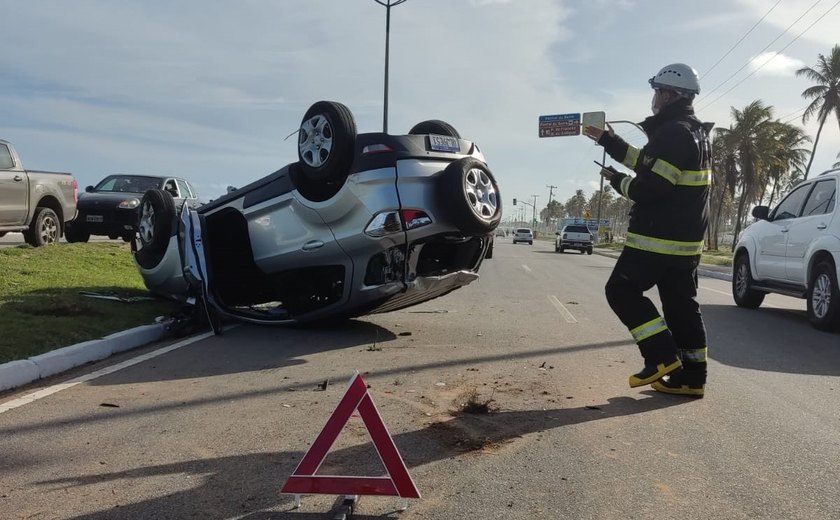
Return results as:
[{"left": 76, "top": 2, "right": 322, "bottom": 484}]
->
[{"left": 280, "top": 373, "right": 421, "bottom": 499}]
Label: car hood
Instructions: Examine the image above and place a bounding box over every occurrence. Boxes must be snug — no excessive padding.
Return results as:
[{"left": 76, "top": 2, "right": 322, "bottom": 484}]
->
[{"left": 77, "top": 192, "right": 145, "bottom": 209}]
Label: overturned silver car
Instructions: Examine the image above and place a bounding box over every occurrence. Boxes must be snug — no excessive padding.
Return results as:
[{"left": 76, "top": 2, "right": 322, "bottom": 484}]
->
[{"left": 132, "top": 101, "right": 501, "bottom": 329}]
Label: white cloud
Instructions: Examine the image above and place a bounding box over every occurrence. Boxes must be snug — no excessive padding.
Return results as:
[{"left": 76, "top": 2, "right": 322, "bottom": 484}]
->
[{"left": 749, "top": 52, "right": 806, "bottom": 77}]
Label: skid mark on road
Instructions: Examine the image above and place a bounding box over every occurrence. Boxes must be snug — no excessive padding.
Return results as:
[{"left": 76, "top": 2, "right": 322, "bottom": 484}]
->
[
  {"left": 0, "top": 331, "right": 216, "bottom": 414},
  {"left": 548, "top": 295, "right": 578, "bottom": 323}
]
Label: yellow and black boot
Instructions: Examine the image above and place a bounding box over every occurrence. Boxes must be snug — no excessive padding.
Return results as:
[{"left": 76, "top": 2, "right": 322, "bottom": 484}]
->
[
  {"left": 652, "top": 348, "right": 706, "bottom": 397},
  {"left": 629, "top": 342, "right": 681, "bottom": 388}
]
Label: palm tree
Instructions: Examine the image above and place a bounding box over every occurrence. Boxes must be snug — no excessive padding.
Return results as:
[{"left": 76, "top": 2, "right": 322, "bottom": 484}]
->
[
  {"left": 726, "top": 101, "right": 775, "bottom": 247},
  {"left": 764, "top": 122, "right": 810, "bottom": 207},
  {"left": 796, "top": 45, "right": 840, "bottom": 179},
  {"left": 709, "top": 128, "right": 739, "bottom": 250}
]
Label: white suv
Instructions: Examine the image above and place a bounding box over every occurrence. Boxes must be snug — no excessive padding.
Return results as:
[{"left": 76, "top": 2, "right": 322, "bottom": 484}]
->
[
  {"left": 513, "top": 228, "right": 534, "bottom": 245},
  {"left": 732, "top": 168, "right": 840, "bottom": 331}
]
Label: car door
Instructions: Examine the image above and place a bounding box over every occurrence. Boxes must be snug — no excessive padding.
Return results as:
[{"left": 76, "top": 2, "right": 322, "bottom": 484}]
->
[
  {"left": 176, "top": 178, "right": 201, "bottom": 209},
  {"left": 0, "top": 143, "right": 28, "bottom": 226},
  {"left": 784, "top": 178, "right": 837, "bottom": 284},
  {"left": 756, "top": 183, "right": 811, "bottom": 281}
]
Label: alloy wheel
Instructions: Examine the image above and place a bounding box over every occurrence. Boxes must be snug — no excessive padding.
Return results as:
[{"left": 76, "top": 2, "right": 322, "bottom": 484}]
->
[
  {"left": 40, "top": 215, "right": 58, "bottom": 244},
  {"left": 464, "top": 167, "right": 498, "bottom": 219},
  {"left": 811, "top": 272, "right": 832, "bottom": 319},
  {"left": 298, "top": 115, "right": 333, "bottom": 168},
  {"left": 139, "top": 200, "right": 156, "bottom": 246}
]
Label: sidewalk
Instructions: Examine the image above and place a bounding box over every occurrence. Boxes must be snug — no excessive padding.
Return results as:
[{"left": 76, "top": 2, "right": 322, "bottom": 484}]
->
[{"left": 593, "top": 248, "right": 733, "bottom": 282}]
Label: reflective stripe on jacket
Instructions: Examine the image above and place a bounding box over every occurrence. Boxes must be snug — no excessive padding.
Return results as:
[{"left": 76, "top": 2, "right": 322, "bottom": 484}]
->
[{"left": 599, "top": 98, "right": 712, "bottom": 256}]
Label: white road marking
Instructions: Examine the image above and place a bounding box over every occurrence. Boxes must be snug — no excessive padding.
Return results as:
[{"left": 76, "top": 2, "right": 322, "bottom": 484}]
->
[
  {"left": 548, "top": 295, "right": 578, "bottom": 323},
  {"left": 699, "top": 285, "right": 783, "bottom": 309},
  {"left": 0, "top": 331, "right": 215, "bottom": 415},
  {"left": 522, "top": 264, "right": 532, "bottom": 273}
]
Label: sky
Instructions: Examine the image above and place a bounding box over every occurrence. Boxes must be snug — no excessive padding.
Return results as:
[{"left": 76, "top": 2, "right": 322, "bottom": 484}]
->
[{"left": 2, "top": 0, "right": 839, "bottom": 219}]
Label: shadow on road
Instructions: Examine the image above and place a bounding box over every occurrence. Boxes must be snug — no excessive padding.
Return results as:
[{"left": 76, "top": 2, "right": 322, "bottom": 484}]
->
[
  {"left": 703, "top": 304, "right": 840, "bottom": 376},
  {"left": 36, "top": 393, "right": 688, "bottom": 520}
]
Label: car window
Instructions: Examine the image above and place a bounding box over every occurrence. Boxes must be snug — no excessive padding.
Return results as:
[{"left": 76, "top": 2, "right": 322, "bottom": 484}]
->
[
  {"left": 0, "top": 144, "right": 14, "bottom": 170},
  {"left": 176, "top": 179, "right": 194, "bottom": 199},
  {"left": 771, "top": 184, "right": 811, "bottom": 221},
  {"left": 163, "top": 179, "right": 180, "bottom": 197},
  {"left": 564, "top": 226, "right": 589, "bottom": 233},
  {"left": 96, "top": 175, "right": 163, "bottom": 193},
  {"left": 801, "top": 179, "right": 836, "bottom": 217},
  {"left": 516, "top": 228, "right": 531, "bottom": 234}
]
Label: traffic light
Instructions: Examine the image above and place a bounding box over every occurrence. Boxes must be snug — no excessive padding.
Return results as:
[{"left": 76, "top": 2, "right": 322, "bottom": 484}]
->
[{"left": 513, "top": 198, "right": 517, "bottom": 205}]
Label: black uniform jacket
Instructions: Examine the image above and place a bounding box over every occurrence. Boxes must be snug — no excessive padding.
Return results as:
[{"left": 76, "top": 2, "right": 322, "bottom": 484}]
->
[{"left": 598, "top": 98, "right": 713, "bottom": 256}]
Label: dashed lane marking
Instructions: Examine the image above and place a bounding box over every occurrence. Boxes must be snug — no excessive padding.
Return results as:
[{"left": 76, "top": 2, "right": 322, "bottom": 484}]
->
[{"left": 548, "top": 295, "right": 578, "bottom": 323}]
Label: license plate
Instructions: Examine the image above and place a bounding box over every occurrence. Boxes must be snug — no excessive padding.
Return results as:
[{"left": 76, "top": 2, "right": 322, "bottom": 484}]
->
[
  {"left": 86, "top": 215, "right": 104, "bottom": 223},
  {"left": 428, "top": 134, "right": 459, "bottom": 153}
]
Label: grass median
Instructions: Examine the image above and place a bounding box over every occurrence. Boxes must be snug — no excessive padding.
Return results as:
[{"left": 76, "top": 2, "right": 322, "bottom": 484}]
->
[
  {"left": 595, "top": 242, "right": 733, "bottom": 267},
  {"left": 0, "top": 242, "right": 179, "bottom": 364}
]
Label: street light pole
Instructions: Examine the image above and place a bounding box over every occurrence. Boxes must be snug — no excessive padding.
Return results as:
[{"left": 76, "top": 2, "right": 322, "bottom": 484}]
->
[
  {"left": 531, "top": 195, "right": 538, "bottom": 227},
  {"left": 546, "top": 184, "right": 557, "bottom": 225},
  {"left": 374, "top": 0, "right": 408, "bottom": 134}
]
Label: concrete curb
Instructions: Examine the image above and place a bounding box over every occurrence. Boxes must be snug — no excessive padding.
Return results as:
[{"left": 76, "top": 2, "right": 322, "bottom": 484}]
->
[
  {"left": 0, "top": 321, "right": 171, "bottom": 393},
  {"left": 593, "top": 249, "right": 733, "bottom": 282}
]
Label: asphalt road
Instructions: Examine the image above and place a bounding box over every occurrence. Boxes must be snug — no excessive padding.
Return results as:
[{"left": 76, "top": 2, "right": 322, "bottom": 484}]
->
[{"left": 1, "top": 239, "right": 838, "bottom": 519}]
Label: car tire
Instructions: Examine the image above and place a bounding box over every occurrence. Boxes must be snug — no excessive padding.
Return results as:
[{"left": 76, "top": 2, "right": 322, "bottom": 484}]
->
[
  {"left": 806, "top": 260, "right": 840, "bottom": 331},
  {"left": 733, "top": 252, "right": 765, "bottom": 309},
  {"left": 528, "top": 241, "right": 533, "bottom": 245},
  {"left": 137, "top": 189, "right": 176, "bottom": 256},
  {"left": 65, "top": 223, "right": 90, "bottom": 243},
  {"left": 554, "top": 243, "right": 560, "bottom": 253},
  {"left": 0, "top": 232, "right": 6, "bottom": 238},
  {"left": 408, "top": 120, "right": 461, "bottom": 139},
  {"left": 586, "top": 247, "right": 593, "bottom": 255},
  {"left": 560, "top": 246, "right": 565, "bottom": 253},
  {"left": 297, "top": 101, "right": 357, "bottom": 184},
  {"left": 24, "top": 207, "right": 60, "bottom": 246},
  {"left": 439, "top": 157, "right": 501, "bottom": 234},
  {"left": 485, "top": 243, "right": 494, "bottom": 259}
]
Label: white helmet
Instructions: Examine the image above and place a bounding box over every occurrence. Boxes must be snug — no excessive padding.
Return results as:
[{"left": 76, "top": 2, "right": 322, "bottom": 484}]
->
[{"left": 649, "top": 63, "right": 700, "bottom": 96}]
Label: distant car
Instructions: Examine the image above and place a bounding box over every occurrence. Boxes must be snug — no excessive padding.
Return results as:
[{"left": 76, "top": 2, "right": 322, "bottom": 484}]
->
[
  {"left": 732, "top": 168, "right": 840, "bottom": 331},
  {"left": 131, "top": 100, "right": 501, "bottom": 329},
  {"left": 555, "top": 224, "right": 594, "bottom": 254},
  {"left": 512, "top": 228, "right": 533, "bottom": 245},
  {"left": 66, "top": 175, "right": 201, "bottom": 243}
]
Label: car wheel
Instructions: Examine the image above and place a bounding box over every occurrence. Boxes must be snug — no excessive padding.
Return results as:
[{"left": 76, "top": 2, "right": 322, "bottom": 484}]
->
[
  {"left": 0, "top": 232, "right": 6, "bottom": 238},
  {"left": 485, "top": 243, "right": 494, "bottom": 259},
  {"left": 65, "top": 223, "right": 90, "bottom": 243},
  {"left": 733, "top": 252, "right": 765, "bottom": 309},
  {"left": 554, "top": 243, "right": 560, "bottom": 253},
  {"left": 807, "top": 260, "right": 840, "bottom": 331},
  {"left": 408, "top": 120, "right": 461, "bottom": 139},
  {"left": 586, "top": 247, "right": 593, "bottom": 255},
  {"left": 560, "top": 247, "right": 565, "bottom": 253},
  {"left": 137, "top": 189, "right": 176, "bottom": 255},
  {"left": 24, "top": 207, "right": 59, "bottom": 246},
  {"left": 439, "top": 157, "right": 501, "bottom": 234},
  {"left": 529, "top": 241, "right": 533, "bottom": 245},
  {"left": 297, "top": 101, "right": 356, "bottom": 184}
]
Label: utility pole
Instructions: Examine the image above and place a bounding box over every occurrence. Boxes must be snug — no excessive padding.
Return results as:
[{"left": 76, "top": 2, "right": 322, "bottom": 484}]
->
[
  {"left": 531, "top": 194, "right": 539, "bottom": 227},
  {"left": 546, "top": 184, "right": 557, "bottom": 225},
  {"left": 373, "top": 0, "right": 408, "bottom": 134}
]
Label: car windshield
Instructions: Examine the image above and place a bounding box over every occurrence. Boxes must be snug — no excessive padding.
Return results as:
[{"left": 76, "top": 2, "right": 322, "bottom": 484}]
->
[
  {"left": 565, "top": 226, "right": 590, "bottom": 233},
  {"left": 95, "top": 175, "right": 163, "bottom": 193}
]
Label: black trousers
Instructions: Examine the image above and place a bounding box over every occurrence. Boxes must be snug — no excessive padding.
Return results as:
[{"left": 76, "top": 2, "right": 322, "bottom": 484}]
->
[{"left": 605, "top": 247, "right": 707, "bottom": 365}]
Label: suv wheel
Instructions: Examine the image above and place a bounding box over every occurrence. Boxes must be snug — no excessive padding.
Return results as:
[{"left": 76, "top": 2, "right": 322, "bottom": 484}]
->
[
  {"left": 733, "top": 253, "right": 765, "bottom": 308},
  {"left": 439, "top": 158, "right": 501, "bottom": 234},
  {"left": 807, "top": 260, "right": 840, "bottom": 331},
  {"left": 408, "top": 120, "right": 460, "bottom": 138},
  {"left": 297, "top": 101, "right": 356, "bottom": 184}
]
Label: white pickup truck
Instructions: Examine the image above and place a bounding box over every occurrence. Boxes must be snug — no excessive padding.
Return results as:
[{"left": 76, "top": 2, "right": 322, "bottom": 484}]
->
[
  {"left": 555, "top": 224, "right": 594, "bottom": 254},
  {"left": 0, "top": 140, "right": 77, "bottom": 246}
]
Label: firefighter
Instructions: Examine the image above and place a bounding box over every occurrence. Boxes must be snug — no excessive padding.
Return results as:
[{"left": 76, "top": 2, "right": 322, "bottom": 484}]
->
[{"left": 584, "top": 63, "right": 713, "bottom": 397}]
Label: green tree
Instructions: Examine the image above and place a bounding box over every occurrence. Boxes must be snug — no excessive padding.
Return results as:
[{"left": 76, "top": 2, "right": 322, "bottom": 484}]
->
[
  {"left": 540, "top": 199, "right": 565, "bottom": 223},
  {"left": 796, "top": 44, "right": 840, "bottom": 179},
  {"left": 564, "top": 189, "right": 588, "bottom": 218}
]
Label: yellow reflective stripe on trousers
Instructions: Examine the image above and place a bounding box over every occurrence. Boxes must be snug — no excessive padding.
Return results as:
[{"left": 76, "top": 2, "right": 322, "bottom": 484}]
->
[
  {"left": 622, "top": 146, "right": 640, "bottom": 169},
  {"left": 620, "top": 176, "right": 633, "bottom": 197},
  {"left": 651, "top": 159, "right": 680, "bottom": 185},
  {"left": 630, "top": 316, "right": 668, "bottom": 342},
  {"left": 625, "top": 232, "right": 704, "bottom": 256},
  {"left": 677, "top": 169, "right": 711, "bottom": 186},
  {"left": 680, "top": 347, "right": 707, "bottom": 362}
]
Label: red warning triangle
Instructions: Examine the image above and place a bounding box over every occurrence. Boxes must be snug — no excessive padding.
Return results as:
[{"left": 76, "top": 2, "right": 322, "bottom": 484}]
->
[{"left": 280, "top": 372, "right": 421, "bottom": 498}]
